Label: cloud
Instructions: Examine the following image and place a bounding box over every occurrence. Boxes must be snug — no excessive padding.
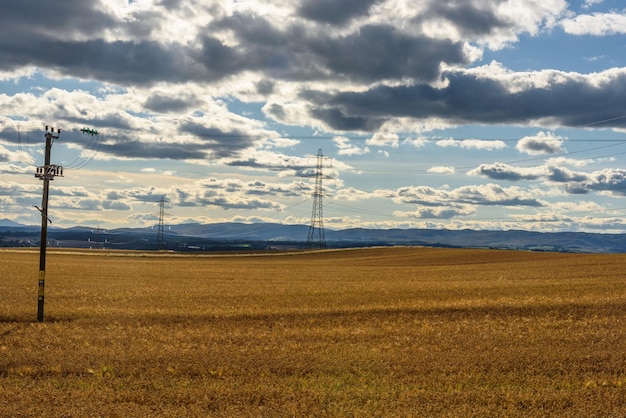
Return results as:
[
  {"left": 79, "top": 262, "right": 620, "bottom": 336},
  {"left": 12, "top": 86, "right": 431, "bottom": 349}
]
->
[
  {"left": 302, "top": 65, "right": 626, "bottom": 132},
  {"left": 102, "top": 200, "right": 132, "bottom": 211},
  {"left": 469, "top": 163, "right": 547, "bottom": 181},
  {"left": 427, "top": 166, "right": 456, "bottom": 174},
  {"left": 220, "top": 150, "right": 332, "bottom": 177},
  {"left": 436, "top": 138, "right": 507, "bottom": 150},
  {"left": 394, "top": 183, "right": 545, "bottom": 208},
  {"left": 469, "top": 161, "right": 626, "bottom": 198},
  {"left": 424, "top": 1, "right": 510, "bottom": 37},
  {"left": 469, "top": 161, "right": 593, "bottom": 186},
  {"left": 333, "top": 137, "right": 370, "bottom": 156},
  {"left": 0, "top": 1, "right": 476, "bottom": 88},
  {"left": 394, "top": 206, "right": 475, "bottom": 220},
  {"left": 0, "top": 1, "right": 582, "bottom": 140},
  {"left": 297, "top": 0, "right": 381, "bottom": 25},
  {"left": 173, "top": 178, "right": 286, "bottom": 211},
  {"left": 96, "top": 135, "right": 208, "bottom": 161},
  {"left": 582, "top": 0, "right": 604, "bottom": 9},
  {"left": 545, "top": 166, "right": 589, "bottom": 184},
  {"left": 560, "top": 12, "right": 626, "bottom": 35},
  {"left": 366, "top": 132, "right": 400, "bottom": 148},
  {"left": 405, "top": 138, "right": 429, "bottom": 148},
  {"left": 568, "top": 168, "right": 626, "bottom": 196},
  {"left": 516, "top": 131, "right": 566, "bottom": 155},
  {"left": 0, "top": 180, "right": 39, "bottom": 197},
  {"left": 144, "top": 92, "right": 203, "bottom": 113}
]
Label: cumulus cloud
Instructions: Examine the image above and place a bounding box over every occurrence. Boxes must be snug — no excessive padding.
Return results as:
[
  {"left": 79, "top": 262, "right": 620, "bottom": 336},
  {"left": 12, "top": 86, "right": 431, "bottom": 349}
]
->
[
  {"left": 468, "top": 163, "right": 547, "bottom": 181},
  {"left": 302, "top": 66, "right": 626, "bottom": 132},
  {"left": 333, "top": 137, "right": 370, "bottom": 156},
  {"left": 427, "top": 166, "right": 456, "bottom": 174},
  {"left": 516, "top": 132, "right": 565, "bottom": 155},
  {"left": 366, "top": 133, "right": 400, "bottom": 148},
  {"left": 0, "top": 0, "right": 565, "bottom": 92},
  {"left": 560, "top": 12, "right": 626, "bottom": 36},
  {"left": 436, "top": 138, "right": 507, "bottom": 150},
  {"left": 570, "top": 168, "right": 626, "bottom": 196},
  {"left": 469, "top": 161, "right": 626, "bottom": 199},
  {"left": 394, "top": 205, "right": 475, "bottom": 220},
  {"left": 394, "top": 183, "right": 545, "bottom": 208}
]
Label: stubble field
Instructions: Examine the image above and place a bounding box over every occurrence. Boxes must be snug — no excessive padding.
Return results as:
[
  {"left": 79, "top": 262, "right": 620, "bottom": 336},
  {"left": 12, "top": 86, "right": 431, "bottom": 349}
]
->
[{"left": 0, "top": 247, "right": 624, "bottom": 417}]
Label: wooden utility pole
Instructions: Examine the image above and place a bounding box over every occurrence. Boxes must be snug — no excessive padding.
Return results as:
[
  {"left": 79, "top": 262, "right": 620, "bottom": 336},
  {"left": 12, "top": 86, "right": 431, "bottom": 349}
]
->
[{"left": 34, "top": 126, "right": 63, "bottom": 322}]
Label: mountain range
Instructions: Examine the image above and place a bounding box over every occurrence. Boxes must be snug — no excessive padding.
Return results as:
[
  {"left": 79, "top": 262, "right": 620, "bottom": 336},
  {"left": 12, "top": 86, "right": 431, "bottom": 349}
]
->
[{"left": 2, "top": 219, "right": 626, "bottom": 253}]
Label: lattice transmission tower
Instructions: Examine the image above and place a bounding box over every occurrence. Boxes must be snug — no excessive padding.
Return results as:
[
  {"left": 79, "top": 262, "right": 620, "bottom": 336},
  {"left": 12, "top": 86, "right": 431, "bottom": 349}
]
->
[
  {"left": 157, "top": 196, "right": 167, "bottom": 250},
  {"left": 305, "top": 148, "right": 332, "bottom": 249}
]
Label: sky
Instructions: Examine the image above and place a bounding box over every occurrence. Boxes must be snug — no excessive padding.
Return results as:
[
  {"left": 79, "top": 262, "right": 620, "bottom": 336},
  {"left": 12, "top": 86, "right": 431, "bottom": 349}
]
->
[{"left": 3, "top": 0, "right": 626, "bottom": 234}]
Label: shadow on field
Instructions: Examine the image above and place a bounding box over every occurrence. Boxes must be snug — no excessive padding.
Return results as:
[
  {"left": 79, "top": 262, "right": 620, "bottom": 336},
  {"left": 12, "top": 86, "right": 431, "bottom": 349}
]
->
[
  {"left": 0, "top": 315, "right": 75, "bottom": 326},
  {"left": 129, "top": 301, "right": 625, "bottom": 326},
  {"left": 0, "top": 315, "right": 76, "bottom": 339}
]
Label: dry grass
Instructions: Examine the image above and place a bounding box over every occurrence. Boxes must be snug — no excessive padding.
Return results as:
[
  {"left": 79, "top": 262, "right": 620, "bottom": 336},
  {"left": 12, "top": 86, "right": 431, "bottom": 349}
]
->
[{"left": 0, "top": 247, "right": 624, "bottom": 417}]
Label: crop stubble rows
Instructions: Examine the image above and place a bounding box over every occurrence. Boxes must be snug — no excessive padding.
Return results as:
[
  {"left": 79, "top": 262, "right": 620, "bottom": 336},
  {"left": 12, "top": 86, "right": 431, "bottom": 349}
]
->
[{"left": 0, "top": 247, "right": 624, "bottom": 417}]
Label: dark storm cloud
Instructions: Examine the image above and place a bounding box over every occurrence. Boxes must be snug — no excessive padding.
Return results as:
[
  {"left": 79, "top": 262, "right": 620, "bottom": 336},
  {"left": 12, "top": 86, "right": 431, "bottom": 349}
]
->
[
  {"left": 178, "top": 121, "right": 259, "bottom": 159},
  {"left": 216, "top": 14, "right": 470, "bottom": 83},
  {"left": 0, "top": 4, "right": 229, "bottom": 85},
  {"left": 102, "top": 200, "right": 131, "bottom": 211},
  {"left": 97, "top": 137, "right": 207, "bottom": 160},
  {"left": 310, "top": 108, "right": 386, "bottom": 131},
  {"left": 0, "top": 0, "right": 115, "bottom": 38},
  {"left": 304, "top": 69, "right": 626, "bottom": 130},
  {"left": 298, "top": 0, "right": 382, "bottom": 25},
  {"left": 62, "top": 112, "right": 136, "bottom": 134},
  {"left": 0, "top": 1, "right": 472, "bottom": 87},
  {"left": 256, "top": 80, "right": 275, "bottom": 95},
  {"left": 195, "top": 36, "right": 248, "bottom": 79},
  {"left": 144, "top": 93, "right": 202, "bottom": 113},
  {"left": 425, "top": 0, "right": 510, "bottom": 36},
  {"left": 0, "top": 126, "right": 19, "bottom": 145},
  {"left": 307, "top": 25, "right": 469, "bottom": 83},
  {"left": 0, "top": 37, "right": 193, "bottom": 85}
]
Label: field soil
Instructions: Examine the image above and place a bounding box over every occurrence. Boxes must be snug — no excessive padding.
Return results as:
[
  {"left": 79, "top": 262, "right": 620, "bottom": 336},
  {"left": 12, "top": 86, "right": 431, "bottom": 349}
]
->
[{"left": 0, "top": 247, "right": 625, "bottom": 417}]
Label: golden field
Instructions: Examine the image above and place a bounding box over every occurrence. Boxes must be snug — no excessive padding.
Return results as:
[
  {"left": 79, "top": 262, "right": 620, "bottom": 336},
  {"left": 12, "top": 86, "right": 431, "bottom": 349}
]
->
[{"left": 0, "top": 247, "right": 624, "bottom": 417}]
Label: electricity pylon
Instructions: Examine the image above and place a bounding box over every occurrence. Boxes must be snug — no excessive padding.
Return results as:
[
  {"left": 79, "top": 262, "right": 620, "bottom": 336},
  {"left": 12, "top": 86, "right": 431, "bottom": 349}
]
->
[
  {"left": 157, "top": 196, "right": 167, "bottom": 250},
  {"left": 305, "top": 149, "right": 332, "bottom": 249},
  {"left": 34, "top": 126, "right": 63, "bottom": 322}
]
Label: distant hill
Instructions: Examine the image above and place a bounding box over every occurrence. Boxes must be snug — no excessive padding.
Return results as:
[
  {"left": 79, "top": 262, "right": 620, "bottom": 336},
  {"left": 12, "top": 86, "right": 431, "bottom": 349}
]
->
[
  {"left": 1, "top": 221, "right": 626, "bottom": 253},
  {"left": 0, "top": 218, "right": 28, "bottom": 228}
]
